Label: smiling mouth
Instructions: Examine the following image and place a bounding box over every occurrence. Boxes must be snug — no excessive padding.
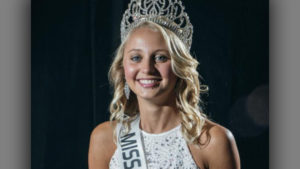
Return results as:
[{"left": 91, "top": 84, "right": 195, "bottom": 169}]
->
[{"left": 137, "top": 79, "right": 161, "bottom": 88}]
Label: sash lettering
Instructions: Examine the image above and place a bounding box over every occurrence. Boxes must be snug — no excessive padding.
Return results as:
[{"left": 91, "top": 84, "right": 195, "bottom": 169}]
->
[{"left": 120, "top": 132, "right": 142, "bottom": 168}]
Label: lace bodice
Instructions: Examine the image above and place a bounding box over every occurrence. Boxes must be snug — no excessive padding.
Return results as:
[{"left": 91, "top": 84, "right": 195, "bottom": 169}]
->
[{"left": 109, "top": 120, "right": 200, "bottom": 169}]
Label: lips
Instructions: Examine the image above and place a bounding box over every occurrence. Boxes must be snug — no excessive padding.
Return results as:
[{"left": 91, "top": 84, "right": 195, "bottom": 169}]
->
[{"left": 137, "top": 78, "right": 161, "bottom": 88}]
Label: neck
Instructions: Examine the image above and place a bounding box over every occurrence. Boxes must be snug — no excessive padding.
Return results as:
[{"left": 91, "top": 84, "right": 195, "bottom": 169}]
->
[{"left": 137, "top": 98, "right": 181, "bottom": 134}]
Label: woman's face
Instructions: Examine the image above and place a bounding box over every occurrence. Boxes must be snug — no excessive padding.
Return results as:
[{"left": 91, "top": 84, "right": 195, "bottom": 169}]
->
[{"left": 123, "top": 26, "right": 177, "bottom": 103}]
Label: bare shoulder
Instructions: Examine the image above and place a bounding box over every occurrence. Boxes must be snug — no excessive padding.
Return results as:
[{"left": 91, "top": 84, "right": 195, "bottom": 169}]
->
[
  {"left": 90, "top": 121, "right": 116, "bottom": 142},
  {"left": 190, "top": 119, "right": 241, "bottom": 169},
  {"left": 203, "top": 120, "right": 235, "bottom": 148},
  {"left": 88, "top": 121, "right": 117, "bottom": 169}
]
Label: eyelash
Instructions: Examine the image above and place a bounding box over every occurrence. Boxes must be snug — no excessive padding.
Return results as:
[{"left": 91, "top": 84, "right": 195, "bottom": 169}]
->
[
  {"left": 130, "top": 55, "right": 142, "bottom": 62},
  {"left": 154, "top": 55, "right": 168, "bottom": 62},
  {"left": 130, "top": 55, "right": 168, "bottom": 62}
]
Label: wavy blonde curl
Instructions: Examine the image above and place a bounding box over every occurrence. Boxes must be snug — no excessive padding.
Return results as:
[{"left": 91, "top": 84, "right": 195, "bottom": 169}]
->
[{"left": 108, "top": 21, "right": 208, "bottom": 145}]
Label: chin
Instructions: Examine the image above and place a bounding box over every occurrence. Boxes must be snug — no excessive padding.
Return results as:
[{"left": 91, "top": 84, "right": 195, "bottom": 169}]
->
[
  {"left": 138, "top": 91, "right": 172, "bottom": 102},
  {"left": 137, "top": 93, "right": 158, "bottom": 100}
]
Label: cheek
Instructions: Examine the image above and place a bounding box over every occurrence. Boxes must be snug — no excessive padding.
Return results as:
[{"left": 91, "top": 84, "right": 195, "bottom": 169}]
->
[
  {"left": 123, "top": 62, "right": 138, "bottom": 81},
  {"left": 160, "top": 63, "right": 177, "bottom": 80}
]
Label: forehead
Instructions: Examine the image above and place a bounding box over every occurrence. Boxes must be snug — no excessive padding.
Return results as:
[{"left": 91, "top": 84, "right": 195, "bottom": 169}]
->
[{"left": 124, "top": 27, "right": 168, "bottom": 52}]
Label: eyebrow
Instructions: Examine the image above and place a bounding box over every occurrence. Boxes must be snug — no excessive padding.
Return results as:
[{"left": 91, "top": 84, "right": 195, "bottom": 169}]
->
[
  {"left": 127, "top": 49, "right": 142, "bottom": 53},
  {"left": 127, "top": 49, "right": 169, "bottom": 53}
]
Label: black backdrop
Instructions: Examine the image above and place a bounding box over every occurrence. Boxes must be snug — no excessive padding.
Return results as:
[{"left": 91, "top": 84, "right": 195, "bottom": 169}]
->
[{"left": 32, "top": 0, "right": 269, "bottom": 169}]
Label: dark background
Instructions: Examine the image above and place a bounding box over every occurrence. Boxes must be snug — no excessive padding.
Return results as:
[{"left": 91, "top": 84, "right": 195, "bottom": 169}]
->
[{"left": 32, "top": 0, "right": 269, "bottom": 169}]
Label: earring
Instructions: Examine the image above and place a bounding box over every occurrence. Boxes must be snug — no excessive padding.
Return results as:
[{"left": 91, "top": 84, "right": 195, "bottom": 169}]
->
[{"left": 124, "top": 82, "right": 130, "bottom": 99}]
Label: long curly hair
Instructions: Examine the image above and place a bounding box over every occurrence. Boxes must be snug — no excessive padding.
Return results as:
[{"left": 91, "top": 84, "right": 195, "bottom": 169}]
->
[{"left": 108, "top": 21, "right": 208, "bottom": 144}]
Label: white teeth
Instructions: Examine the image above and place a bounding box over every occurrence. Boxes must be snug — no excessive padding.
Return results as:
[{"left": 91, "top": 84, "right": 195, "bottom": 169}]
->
[{"left": 139, "top": 80, "right": 157, "bottom": 84}]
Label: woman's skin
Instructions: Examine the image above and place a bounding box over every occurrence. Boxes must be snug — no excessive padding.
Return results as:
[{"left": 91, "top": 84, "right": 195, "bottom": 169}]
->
[
  {"left": 88, "top": 27, "right": 240, "bottom": 169},
  {"left": 123, "top": 27, "right": 181, "bottom": 134}
]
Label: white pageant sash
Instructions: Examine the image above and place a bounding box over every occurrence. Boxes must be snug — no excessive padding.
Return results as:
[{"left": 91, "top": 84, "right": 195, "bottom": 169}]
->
[{"left": 117, "top": 117, "right": 148, "bottom": 169}]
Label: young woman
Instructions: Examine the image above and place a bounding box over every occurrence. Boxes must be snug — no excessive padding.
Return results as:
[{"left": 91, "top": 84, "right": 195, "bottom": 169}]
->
[{"left": 89, "top": 1, "right": 240, "bottom": 169}]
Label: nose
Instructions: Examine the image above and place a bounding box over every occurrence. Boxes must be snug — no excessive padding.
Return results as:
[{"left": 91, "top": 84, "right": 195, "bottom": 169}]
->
[{"left": 141, "top": 57, "right": 155, "bottom": 74}]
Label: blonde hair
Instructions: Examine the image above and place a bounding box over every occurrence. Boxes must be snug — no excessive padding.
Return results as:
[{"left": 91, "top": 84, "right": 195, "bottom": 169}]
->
[{"left": 108, "top": 21, "right": 208, "bottom": 144}]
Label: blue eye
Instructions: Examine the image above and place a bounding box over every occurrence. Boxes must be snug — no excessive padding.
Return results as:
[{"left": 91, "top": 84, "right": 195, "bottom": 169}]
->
[
  {"left": 154, "top": 55, "right": 168, "bottom": 62},
  {"left": 130, "top": 55, "right": 141, "bottom": 62}
]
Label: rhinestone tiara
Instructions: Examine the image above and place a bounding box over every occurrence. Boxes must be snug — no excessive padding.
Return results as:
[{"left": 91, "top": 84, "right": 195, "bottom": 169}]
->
[{"left": 120, "top": 0, "right": 193, "bottom": 50}]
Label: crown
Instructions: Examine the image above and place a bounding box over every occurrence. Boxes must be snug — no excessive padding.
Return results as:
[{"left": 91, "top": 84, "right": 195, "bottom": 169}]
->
[{"left": 120, "top": 0, "right": 193, "bottom": 50}]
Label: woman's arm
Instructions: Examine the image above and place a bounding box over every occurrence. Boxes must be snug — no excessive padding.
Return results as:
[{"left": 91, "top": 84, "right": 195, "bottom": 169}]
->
[
  {"left": 203, "top": 125, "right": 240, "bottom": 169},
  {"left": 88, "top": 121, "right": 116, "bottom": 169}
]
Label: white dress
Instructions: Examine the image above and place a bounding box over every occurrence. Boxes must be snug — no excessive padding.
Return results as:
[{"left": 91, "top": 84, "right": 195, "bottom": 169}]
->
[{"left": 109, "top": 118, "right": 200, "bottom": 169}]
